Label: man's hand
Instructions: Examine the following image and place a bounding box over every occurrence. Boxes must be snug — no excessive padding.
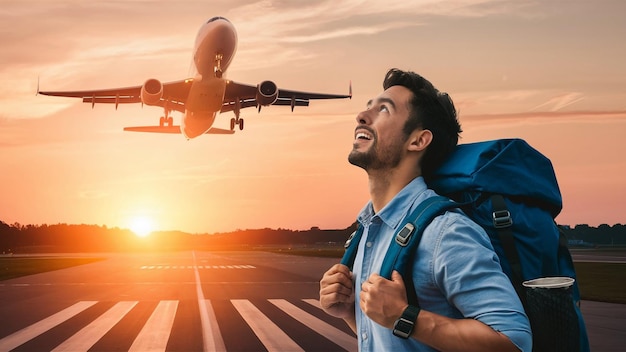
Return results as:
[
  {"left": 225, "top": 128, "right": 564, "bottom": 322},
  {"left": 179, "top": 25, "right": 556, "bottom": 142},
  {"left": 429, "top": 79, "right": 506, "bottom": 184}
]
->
[
  {"left": 319, "top": 264, "right": 355, "bottom": 319},
  {"left": 360, "top": 271, "right": 409, "bottom": 329}
]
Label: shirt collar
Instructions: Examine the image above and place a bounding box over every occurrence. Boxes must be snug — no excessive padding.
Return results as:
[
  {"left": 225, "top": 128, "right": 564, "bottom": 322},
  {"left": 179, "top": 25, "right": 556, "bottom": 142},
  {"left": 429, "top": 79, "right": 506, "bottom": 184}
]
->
[{"left": 357, "top": 177, "right": 428, "bottom": 230}]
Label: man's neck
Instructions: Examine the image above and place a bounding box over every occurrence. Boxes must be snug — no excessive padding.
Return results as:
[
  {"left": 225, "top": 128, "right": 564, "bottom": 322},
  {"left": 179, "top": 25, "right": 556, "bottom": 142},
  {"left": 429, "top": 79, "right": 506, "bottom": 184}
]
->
[{"left": 367, "top": 167, "right": 420, "bottom": 213}]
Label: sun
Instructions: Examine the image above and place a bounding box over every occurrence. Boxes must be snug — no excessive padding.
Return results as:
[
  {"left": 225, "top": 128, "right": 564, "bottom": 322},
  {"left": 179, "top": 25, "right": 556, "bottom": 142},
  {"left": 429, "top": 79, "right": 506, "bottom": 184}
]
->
[{"left": 129, "top": 216, "right": 155, "bottom": 238}]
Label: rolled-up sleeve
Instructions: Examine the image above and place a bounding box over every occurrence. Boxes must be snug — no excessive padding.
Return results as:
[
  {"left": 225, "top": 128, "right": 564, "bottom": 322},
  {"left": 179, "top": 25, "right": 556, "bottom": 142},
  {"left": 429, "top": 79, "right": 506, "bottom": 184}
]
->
[{"left": 422, "top": 212, "right": 532, "bottom": 352}]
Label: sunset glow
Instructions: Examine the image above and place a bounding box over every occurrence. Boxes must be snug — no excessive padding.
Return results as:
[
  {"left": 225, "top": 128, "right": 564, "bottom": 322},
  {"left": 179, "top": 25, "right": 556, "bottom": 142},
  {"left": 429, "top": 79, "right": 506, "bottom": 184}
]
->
[
  {"left": 1, "top": 1, "right": 625, "bottom": 234},
  {"left": 129, "top": 216, "right": 155, "bottom": 238}
]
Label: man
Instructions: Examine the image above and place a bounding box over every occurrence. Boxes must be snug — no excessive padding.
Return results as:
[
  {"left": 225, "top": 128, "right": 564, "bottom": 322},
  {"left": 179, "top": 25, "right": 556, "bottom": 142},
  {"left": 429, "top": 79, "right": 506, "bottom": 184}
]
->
[{"left": 319, "top": 68, "right": 531, "bottom": 351}]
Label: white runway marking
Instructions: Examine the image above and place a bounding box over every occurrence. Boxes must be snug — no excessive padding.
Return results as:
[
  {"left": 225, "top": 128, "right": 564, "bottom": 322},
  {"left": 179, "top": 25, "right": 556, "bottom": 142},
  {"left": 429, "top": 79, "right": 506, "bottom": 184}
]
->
[
  {"left": 272, "top": 299, "right": 357, "bottom": 352},
  {"left": 193, "top": 251, "right": 226, "bottom": 352},
  {"left": 140, "top": 265, "right": 256, "bottom": 270},
  {"left": 1, "top": 298, "right": 355, "bottom": 351},
  {"left": 52, "top": 301, "right": 137, "bottom": 352},
  {"left": 129, "top": 300, "right": 178, "bottom": 352},
  {"left": 231, "top": 299, "right": 304, "bottom": 352},
  {"left": 0, "top": 301, "right": 97, "bottom": 351}
]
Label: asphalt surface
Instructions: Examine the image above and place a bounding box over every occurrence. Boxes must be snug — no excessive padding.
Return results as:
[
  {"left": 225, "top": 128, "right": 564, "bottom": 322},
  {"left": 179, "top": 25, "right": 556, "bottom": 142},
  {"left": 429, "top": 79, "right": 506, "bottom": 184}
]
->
[
  {"left": 0, "top": 251, "right": 356, "bottom": 352},
  {"left": 0, "top": 250, "right": 624, "bottom": 351}
]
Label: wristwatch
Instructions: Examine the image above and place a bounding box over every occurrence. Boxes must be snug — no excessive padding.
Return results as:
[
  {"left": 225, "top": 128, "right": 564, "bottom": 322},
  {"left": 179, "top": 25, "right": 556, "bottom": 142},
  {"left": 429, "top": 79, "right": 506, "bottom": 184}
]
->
[{"left": 392, "top": 305, "right": 420, "bottom": 339}]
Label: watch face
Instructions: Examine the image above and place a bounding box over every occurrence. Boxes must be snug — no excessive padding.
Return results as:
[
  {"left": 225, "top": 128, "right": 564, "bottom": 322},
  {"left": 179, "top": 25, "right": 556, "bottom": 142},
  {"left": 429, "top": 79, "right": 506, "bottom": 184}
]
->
[{"left": 393, "top": 318, "right": 413, "bottom": 339}]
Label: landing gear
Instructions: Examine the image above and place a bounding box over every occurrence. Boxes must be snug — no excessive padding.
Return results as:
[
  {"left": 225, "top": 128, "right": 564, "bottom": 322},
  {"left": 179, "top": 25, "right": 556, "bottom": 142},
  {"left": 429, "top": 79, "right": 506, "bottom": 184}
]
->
[
  {"left": 159, "top": 116, "right": 174, "bottom": 127},
  {"left": 159, "top": 104, "right": 173, "bottom": 127},
  {"left": 214, "top": 53, "right": 223, "bottom": 78},
  {"left": 230, "top": 97, "right": 244, "bottom": 131},
  {"left": 230, "top": 117, "right": 244, "bottom": 131}
]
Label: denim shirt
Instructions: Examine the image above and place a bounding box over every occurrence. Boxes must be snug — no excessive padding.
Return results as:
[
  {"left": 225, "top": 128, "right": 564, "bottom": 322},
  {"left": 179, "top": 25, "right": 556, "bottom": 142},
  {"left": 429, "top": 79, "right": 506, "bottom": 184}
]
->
[{"left": 353, "top": 177, "right": 531, "bottom": 352}]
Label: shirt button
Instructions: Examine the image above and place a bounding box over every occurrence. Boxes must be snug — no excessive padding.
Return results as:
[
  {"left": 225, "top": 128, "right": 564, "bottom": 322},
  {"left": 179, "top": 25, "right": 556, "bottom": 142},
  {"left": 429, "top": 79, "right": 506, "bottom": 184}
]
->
[
  {"left": 366, "top": 242, "right": 372, "bottom": 248},
  {"left": 361, "top": 332, "right": 368, "bottom": 340}
]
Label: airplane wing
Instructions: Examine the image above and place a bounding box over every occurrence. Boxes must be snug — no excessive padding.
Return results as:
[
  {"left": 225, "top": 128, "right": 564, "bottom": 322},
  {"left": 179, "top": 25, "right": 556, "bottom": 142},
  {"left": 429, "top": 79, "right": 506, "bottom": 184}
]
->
[
  {"left": 39, "top": 78, "right": 350, "bottom": 114},
  {"left": 38, "top": 80, "right": 192, "bottom": 113},
  {"left": 222, "top": 80, "right": 351, "bottom": 113}
]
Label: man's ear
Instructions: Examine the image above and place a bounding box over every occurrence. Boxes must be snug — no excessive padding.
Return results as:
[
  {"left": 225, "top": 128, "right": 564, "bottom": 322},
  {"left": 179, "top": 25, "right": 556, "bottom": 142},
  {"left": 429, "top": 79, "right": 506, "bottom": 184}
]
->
[{"left": 407, "top": 129, "right": 432, "bottom": 152}]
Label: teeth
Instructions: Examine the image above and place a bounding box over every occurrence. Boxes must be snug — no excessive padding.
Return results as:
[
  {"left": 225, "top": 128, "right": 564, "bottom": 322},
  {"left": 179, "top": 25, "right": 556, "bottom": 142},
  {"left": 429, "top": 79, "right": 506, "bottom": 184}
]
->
[{"left": 356, "top": 132, "right": 372, "bottom": 140}]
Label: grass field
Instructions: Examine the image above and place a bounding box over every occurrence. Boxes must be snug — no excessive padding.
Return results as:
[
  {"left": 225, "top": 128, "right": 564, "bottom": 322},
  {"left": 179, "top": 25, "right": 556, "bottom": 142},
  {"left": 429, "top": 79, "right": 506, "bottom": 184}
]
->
[
  {"left": 574, "top": 262, "right": 626, "bottom": 304},
  {"left": 0, "top": 257, "right": 105, "bottom": 281}
]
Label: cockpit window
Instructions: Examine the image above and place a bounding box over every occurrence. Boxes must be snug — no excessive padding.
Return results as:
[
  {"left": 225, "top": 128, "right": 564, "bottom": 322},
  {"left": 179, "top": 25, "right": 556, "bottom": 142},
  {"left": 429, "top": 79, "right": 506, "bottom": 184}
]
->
[{"left": 207, "top": 16, "right": 229, "bottom": 24}]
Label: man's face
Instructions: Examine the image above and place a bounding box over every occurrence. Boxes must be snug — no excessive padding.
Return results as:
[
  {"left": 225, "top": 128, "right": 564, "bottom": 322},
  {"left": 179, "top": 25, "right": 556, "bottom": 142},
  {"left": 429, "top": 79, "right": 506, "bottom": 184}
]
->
[{"left": 348, "top": 85, "right": 413, "bottom": 171}]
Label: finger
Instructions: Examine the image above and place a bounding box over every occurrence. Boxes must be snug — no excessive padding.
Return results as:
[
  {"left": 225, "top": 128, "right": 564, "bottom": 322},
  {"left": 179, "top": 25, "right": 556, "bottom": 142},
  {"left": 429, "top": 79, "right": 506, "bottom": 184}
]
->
[
  {"left": 359, "top": 289, "right": 367, "bottom": 306},
  {"left": 332, "top": 263, "right": 352, "bottom": 276},
  {"left": 368, "top": 272, "right": 382, "bottom": 283},
  {"left": 330, "top": 265, "right": 354, "bottom": 282},
  {"left": 322, "top": 273, "right": 353, "bottom": 291},
  {"left": 322, "top": 266, "right": 353, "bottom": 282},
  {"left": 322, "top": 280, "right": 353, "bottom": 295},
  {"left": 391, "top": 270, "right": 405, "bottom": 284}
]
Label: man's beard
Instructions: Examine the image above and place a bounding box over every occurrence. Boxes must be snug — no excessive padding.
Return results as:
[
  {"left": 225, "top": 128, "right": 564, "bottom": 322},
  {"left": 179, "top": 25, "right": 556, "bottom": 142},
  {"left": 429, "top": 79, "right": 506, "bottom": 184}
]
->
[{"left": 348, "top": 136, "right": 404, "bottom": 171}]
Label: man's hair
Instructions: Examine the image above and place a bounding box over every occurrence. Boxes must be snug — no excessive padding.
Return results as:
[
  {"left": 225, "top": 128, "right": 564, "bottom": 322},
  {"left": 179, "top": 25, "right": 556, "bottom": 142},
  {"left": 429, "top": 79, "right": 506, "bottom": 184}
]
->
[{"left": 382, "top": 68, "right": 462, "bottom": 178}]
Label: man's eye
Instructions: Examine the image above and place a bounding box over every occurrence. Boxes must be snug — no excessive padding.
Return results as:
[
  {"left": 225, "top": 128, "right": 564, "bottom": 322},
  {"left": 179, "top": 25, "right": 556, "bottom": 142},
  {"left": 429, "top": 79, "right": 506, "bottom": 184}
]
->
[{"left": 380, "top": 105, "right": 389, "bottom": 112}]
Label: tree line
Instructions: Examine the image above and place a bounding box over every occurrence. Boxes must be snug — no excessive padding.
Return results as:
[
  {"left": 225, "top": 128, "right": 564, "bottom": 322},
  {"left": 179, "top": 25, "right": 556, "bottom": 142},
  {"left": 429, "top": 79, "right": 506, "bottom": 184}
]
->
[
  {"left": 0, "top": 221, "right": 357, "bottom": 253},
  {"left": 1, "top": 220, "right": 624, "bottom": 254}
]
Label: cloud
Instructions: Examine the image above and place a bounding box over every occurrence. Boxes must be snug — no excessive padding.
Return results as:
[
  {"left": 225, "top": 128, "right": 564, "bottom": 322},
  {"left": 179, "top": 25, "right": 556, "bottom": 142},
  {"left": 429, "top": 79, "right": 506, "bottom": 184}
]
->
[
  {"left": 226, "top": 0, "right": 537, "bottom": 69},
  {"left": 280, "top": 22, "right": 422, "bottom": 43},
  {"left": 462, "top": 109, "right": 626, "bottom": 123},
  {"left": 530, "top": 92, "right": 585, "bottom": 112},
  {"left": 453, "top": 89, "right": 595, "bottom": 117},
  {"left": 231, "top": 0, "right": 530, "bottom": 39}
]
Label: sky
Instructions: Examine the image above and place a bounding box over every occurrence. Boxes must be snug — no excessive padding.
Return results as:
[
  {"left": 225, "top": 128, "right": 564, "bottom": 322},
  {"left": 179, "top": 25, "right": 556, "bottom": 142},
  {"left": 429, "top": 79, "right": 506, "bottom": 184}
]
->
[{"left": 1, "top": 0, "right": 625, "bottom": 234}]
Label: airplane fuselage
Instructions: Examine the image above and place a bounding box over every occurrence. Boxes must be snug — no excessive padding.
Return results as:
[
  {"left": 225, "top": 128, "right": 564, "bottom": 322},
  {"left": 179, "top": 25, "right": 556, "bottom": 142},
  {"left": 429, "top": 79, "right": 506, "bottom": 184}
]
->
[{"left": 181, "top": 17, "right": 237, "bottom": 139}]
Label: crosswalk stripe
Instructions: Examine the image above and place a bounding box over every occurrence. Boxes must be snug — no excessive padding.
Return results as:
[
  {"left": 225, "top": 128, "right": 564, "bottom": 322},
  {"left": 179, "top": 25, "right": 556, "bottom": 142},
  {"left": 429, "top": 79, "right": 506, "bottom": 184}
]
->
[
  {"left": 1, "top": 298, "right": 352, "bottom": 351},
  {"left": 270, "top": 299, "right": 357, "bottom": 352},
  {"left": 128, "top": 300, "right": 178, "bottom": 352},
  {"left": 200, "top": 299, "right": 226, "bottom": 352},
  {"left": 0, "top": 301, "right": 97, "bottom": 351},
  {"left": 231, "top": 299, "right": 304, "bottom": 352},
  {"left": 302, "top": 298, "right": 322, "bottom": 309},
  {"left": 51, "top": 301, "right": 138, "bottom": 352}
]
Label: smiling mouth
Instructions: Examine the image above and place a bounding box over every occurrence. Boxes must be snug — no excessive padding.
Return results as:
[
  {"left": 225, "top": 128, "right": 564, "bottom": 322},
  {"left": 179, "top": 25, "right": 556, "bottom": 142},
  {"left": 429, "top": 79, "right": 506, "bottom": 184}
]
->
[{"left": 355, "top": 131, "right": 373, "bottom": 141}]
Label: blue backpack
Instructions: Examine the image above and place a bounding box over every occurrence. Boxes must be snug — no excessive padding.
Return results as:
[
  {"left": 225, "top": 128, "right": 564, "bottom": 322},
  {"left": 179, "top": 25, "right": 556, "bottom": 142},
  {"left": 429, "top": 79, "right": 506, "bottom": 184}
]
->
[{"left": 341, "top": 138, "right": 589, "bottom": 352}]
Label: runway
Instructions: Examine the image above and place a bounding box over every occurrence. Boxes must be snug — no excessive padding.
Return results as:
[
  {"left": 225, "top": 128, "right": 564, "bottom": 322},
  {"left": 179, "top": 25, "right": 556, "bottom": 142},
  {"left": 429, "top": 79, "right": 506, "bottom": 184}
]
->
[
  {"left": 0, "top": 250, "right": 624, "bottom": 351},
  {"left": 0, "top": 251, "right": 356, "bottom": 352}
]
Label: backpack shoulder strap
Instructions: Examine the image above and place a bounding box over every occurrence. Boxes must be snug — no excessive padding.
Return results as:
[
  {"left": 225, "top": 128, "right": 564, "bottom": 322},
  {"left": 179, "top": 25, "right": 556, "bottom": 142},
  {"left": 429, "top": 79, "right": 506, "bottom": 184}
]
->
[
  {"left": 340, "top": 225, "right": 363, "bottom": 270},
  {"left": 340, "top": 196, "right": 458, "bottom": 272},
  {"left": 379, "top": 196, "right": 459, "bottom": 279},
  {"left": 381, "top": 195, "right": 459, "bottom": 306},
  {"left": 339, "top": 196, "right": 459, "bottom": 305}
]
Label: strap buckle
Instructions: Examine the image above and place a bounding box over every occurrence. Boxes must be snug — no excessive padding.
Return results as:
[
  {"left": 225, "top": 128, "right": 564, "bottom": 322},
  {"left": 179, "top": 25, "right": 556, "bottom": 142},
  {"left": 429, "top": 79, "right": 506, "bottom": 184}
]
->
[
  {"left": 493, "top": 209, "right": 513, "bottom": 228},
  {"left": 344, "top": 231, "right": 356, "bottom": 249},
  {"left": 395, "top": 223, "right": 415, "bottom": 247}
]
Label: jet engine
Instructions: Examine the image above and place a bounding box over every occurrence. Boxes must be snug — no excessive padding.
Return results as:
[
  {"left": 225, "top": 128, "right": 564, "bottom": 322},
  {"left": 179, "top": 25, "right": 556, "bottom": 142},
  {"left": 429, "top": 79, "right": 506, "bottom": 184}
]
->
[
  {"left": 140, "top": 78, "right": 163, "bottom": 105},
  {"left": 255, "top": 80, "right": 279, "bottom": 106}
]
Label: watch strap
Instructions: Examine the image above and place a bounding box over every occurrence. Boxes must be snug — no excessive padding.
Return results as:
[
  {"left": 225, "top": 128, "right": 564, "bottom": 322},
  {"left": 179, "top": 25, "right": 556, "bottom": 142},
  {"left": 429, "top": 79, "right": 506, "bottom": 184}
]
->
[{"left": 392, "top": 304, "right": 420, "bottom": 339}]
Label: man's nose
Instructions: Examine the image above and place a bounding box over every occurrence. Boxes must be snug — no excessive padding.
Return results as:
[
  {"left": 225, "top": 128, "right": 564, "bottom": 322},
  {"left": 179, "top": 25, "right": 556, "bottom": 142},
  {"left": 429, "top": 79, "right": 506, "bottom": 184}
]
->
[{"left": 356, "top": 110, "right": 371, "bottom": 125}]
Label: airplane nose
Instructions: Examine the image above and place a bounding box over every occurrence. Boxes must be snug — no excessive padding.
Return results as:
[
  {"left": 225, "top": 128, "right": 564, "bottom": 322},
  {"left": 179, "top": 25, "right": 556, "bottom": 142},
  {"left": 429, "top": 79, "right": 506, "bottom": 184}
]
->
[{"left": 182, "top": 112, "right": 216, "bottom": 139}]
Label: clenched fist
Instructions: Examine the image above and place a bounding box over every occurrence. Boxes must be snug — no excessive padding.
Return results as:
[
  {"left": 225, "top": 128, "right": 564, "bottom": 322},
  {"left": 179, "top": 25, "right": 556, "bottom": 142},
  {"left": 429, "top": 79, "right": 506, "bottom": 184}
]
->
[{"left": 319, "top": 264, "right": 355, "bottom": 319}]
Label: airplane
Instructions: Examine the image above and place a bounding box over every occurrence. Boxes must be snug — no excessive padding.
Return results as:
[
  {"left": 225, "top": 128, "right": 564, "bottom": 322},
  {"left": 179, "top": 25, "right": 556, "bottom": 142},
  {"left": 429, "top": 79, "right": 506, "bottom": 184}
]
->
[{"left": 38, "top": 16, "right": 352, "bottom": 140}]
